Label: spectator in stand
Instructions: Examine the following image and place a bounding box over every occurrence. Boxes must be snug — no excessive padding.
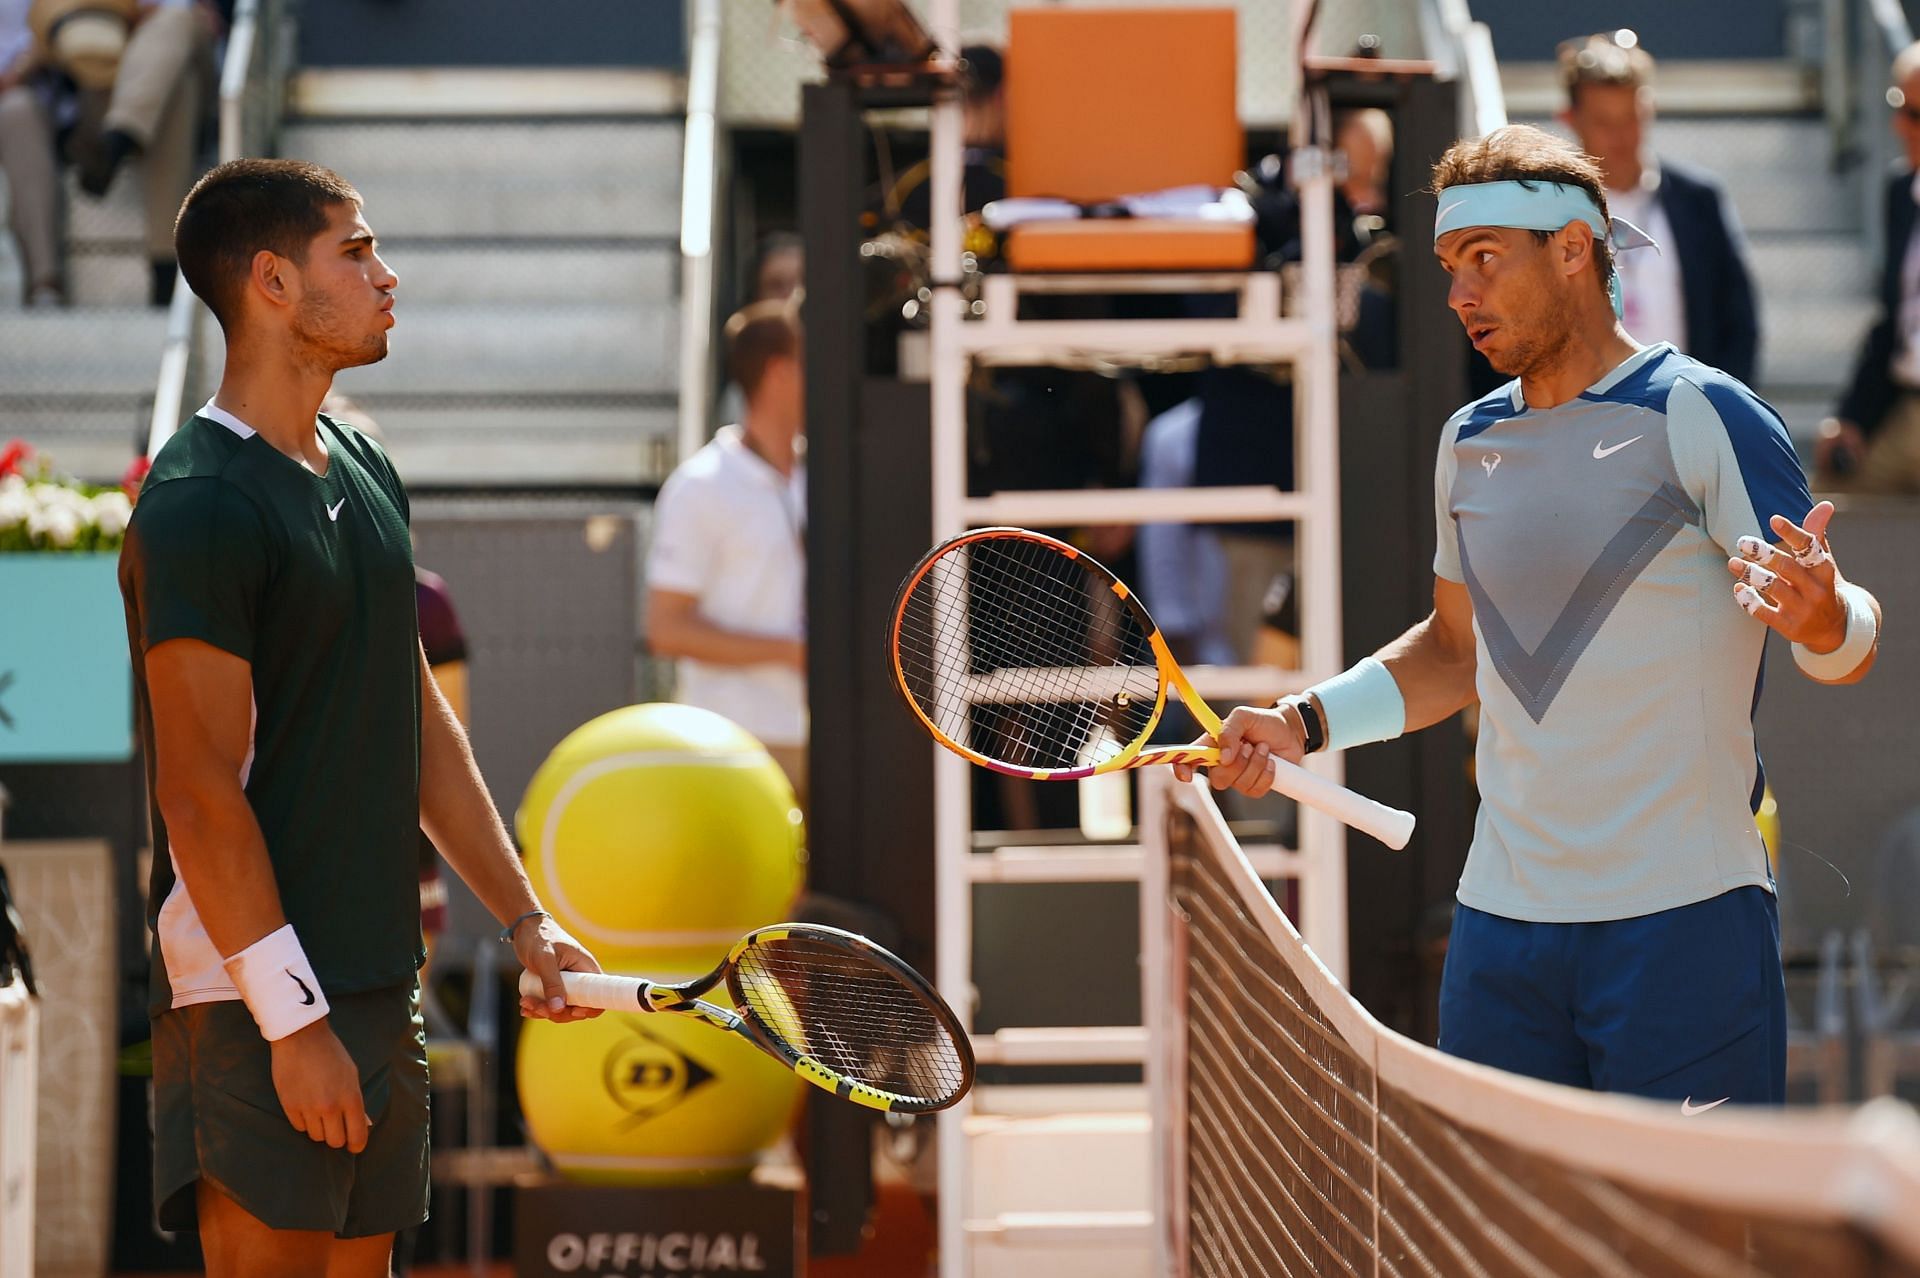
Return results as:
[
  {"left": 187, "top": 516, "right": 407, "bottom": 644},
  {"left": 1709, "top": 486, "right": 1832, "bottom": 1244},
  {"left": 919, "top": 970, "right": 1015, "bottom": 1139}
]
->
[
  {"left": 33, "top": 0, "right": 215, "bottom": 305},
  {"left": 1821, "top": 41, "right": 1920, "bottom": 490},
  {"left": 647, "top": 300, "right": 809, "bottom": 802},
  {"left": 0, "top": 0, "right": 62, "bottom": 304},
  {"left": 1557, "top": 30, "right": 1760, "bottom": 384},
  {"left": 717, "top": 232, "right": 803, "bottom": 426},
  {"left": 750, "top": 230, "right": 803, "bottom": 303},
  {"left": 893, "top": 43, "right": 1006, "bottom": 232}
]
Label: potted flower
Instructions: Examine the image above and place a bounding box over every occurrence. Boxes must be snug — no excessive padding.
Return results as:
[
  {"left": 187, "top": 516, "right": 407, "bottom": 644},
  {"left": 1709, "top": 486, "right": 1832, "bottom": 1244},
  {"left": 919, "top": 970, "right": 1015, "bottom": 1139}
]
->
[{"left": 0, "top": 442, "right": 139, "bottom": 763}]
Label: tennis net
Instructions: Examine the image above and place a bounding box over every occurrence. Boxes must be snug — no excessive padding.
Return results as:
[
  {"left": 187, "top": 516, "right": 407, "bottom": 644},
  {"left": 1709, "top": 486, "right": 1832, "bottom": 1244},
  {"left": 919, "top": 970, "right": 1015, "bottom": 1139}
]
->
[{"left": 1141, "top": 773, "right": 1920, "bottom": 1278}]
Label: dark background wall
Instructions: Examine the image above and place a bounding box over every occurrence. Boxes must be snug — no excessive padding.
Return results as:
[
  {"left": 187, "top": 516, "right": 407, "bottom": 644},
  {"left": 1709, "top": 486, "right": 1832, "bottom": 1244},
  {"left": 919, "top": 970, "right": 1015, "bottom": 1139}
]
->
[
  {"left": 298, "top": 0, "right": 686, "bottom": 69},
  {"left": 1468, "top": 0, "right": 1790, "bottom": 61}
]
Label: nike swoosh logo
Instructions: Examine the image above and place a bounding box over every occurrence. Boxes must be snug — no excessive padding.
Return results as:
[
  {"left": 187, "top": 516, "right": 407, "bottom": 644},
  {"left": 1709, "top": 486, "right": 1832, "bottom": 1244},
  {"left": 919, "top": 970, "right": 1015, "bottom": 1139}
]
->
[
  {"left": 1680, "top": 1096, "right": 1729, "bottom": 1116},
  {"left": 326, "top": 498, "right": 346, "bottom": 522},
  {"left": 286, "top": 969, "right": 316, "bottom": 1006},
  {"left": 1592, "top": 435, "right": 1644, "bottom": 460},
  {"left": 1437, "top": 200, "right": 1466, "bottom": 225}
]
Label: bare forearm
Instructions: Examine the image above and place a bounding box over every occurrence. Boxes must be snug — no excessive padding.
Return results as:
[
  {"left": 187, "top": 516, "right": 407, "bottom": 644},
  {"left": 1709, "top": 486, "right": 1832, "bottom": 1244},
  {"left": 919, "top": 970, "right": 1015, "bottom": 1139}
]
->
[
  {"left": 1375, "top": 613, "right": 1478, "bottom": 732},
  {"left": 418, "top": 669, "right": 541, "bottom": 927},
  {"left": 159, "top": 781, "right": 287, "bottom": 957},
  {"left": 648, "top": 611, "right": 800, "bottom": 668}
]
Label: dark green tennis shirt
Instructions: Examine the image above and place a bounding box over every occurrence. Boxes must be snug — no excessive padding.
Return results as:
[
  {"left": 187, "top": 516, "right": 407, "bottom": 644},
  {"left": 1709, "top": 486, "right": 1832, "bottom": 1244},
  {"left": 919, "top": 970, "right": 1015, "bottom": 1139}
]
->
[{"left": 120, "top": 412, "right": 425, "bottom": 1015}]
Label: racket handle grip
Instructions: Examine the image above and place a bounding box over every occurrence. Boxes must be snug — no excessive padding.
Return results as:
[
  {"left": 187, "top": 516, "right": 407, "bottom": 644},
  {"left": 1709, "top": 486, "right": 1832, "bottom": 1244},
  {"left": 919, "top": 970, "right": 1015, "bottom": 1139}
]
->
[
  {"left": 1263, "top": 754, "right": 1417, "bottom": 851},
  {"left": 517, "top": 969, "right": 650, "bottom": 1012}
]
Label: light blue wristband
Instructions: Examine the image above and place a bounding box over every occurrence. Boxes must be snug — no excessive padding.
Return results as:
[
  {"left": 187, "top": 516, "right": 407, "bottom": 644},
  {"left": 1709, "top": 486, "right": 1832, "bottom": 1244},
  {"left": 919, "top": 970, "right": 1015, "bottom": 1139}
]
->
[{"left": 1306, "top": 656, "right": 1406, "bottom": 753}]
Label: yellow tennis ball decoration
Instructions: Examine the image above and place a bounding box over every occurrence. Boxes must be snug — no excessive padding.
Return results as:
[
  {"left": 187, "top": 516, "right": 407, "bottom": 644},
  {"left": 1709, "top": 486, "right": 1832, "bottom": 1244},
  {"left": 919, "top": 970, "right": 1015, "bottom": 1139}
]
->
[
  {"left": 1757, "top": 784, "right": 1780, "bottom": 875},
  {"left": 517, "top": 704, "right": 805, "bottom": 970},
  {"left": 517, "top": 999, "right": 803, "bottom": 1186}
]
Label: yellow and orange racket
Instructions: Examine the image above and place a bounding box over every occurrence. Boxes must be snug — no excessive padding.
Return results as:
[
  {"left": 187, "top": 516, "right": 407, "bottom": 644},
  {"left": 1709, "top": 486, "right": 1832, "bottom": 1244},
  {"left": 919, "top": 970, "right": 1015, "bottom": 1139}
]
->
[{"left": 888, "top": 527, "right": 1415, "bottom": 849}]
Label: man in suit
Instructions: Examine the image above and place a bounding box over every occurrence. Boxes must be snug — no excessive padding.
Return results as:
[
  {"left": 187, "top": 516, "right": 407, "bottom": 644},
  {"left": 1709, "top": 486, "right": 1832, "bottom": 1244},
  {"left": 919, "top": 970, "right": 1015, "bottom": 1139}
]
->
[
  {"left": 1558, "top": 30, "right": 1761, "bottom": 385},
  {"left": 1821, "top": 42, "right": 1920, "bottom": 490}
]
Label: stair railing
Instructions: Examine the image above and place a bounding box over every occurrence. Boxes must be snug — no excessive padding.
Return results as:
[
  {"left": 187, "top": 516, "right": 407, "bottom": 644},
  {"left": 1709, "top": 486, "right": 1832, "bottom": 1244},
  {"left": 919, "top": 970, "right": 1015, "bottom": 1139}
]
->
[{"left": 147, "top": 0, "right": 296, "bottom": 459}]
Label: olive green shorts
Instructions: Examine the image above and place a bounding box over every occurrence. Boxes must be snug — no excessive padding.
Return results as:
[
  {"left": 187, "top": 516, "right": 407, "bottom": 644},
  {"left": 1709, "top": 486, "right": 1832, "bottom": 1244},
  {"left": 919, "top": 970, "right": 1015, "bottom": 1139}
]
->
[{"left": 153, "top": 983, "right": 429, "bottom": 1238}]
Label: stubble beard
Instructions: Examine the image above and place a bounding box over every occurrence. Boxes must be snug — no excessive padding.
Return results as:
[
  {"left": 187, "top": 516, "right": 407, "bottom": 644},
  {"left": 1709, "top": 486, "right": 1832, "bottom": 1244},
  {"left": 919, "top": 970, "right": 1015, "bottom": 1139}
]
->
[
  {"left": 292, "top": 290, "right": 389, "bottom": 375},
  {"left": 1487, "top": 289, "right": 1577, "bottom": 381}
]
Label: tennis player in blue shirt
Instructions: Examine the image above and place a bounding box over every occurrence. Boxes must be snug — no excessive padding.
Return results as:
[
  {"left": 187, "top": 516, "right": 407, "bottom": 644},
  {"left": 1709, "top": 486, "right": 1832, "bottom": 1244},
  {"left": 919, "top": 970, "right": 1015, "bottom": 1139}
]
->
[{"left": 1180, "top": 125, "right": 1883, "bottom": 1110}]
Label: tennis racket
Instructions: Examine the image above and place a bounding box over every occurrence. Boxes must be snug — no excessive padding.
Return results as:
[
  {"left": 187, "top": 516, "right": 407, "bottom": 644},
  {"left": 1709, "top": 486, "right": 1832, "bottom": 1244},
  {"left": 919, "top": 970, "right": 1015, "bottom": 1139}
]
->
[
  {"left": 519, "top": 923, "right": 973, "bottom": 1114},
  {"left": 888, "top": 526, "right": 1416, "bottom": 850}
]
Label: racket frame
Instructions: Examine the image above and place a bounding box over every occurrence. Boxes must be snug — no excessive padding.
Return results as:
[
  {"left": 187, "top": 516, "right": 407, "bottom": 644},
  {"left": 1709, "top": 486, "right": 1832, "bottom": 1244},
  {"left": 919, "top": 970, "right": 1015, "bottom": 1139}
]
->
[
  {"left": 888, "top": 527, "right": 1419, "bottom": 850},
  {"left": 531, "top": 923, "right": 975, "bottom": 1115},
  {"left": 888, "top": 526, "right": 1223, "bottom": 780}
]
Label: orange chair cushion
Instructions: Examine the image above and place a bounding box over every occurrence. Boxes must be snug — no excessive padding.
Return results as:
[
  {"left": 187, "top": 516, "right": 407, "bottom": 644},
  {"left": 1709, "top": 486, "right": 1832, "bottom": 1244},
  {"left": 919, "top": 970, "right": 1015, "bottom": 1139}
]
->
[
  {"left": 1006, "top": 7, "right": 1241, "bottom": 203},
  {"left": 1002, "top": 219, "right": 1256, "bottom": 273}
]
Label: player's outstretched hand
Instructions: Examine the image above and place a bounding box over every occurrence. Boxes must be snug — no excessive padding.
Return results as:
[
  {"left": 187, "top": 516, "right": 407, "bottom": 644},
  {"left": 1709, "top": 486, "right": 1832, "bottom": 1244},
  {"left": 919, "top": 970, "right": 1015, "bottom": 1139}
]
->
[
  {"left": 1727, "top": 501, "right": 1849, "bottom": 652},
  {"left": 1171, "top": 703, "right": 1308, "bottom": 799},
  {"left": 515, "top": 915, "right": 605, "bottom": 1023},
  {"left": 270, "top": 1019, "right": 372, "bottom": 1152}
]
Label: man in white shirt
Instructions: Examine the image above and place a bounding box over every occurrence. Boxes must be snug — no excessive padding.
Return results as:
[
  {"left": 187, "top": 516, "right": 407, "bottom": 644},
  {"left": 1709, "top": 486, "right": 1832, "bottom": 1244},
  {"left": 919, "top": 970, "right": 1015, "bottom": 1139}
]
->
[
  {"left": 647, "top": 300, "right": 809, "bottom": 798},
  {"left": 1558, "top": 30, "right": 1760, "bottom": 384}
]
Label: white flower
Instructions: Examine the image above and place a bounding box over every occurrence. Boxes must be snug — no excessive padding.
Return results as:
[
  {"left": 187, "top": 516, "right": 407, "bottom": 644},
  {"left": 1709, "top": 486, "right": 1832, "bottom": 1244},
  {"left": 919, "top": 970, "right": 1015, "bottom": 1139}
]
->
[
  {"left": 37, "top": 483, "right": 85, "bottom": 514},
  {"left": 29, "top": 502, "right": 81, "bottom": 548},
  {"left": 91, "top": 491, "right": 132, "bottom": 537},
  {"left": 0, "top": 467, "right": 133, "bottom": 550}
]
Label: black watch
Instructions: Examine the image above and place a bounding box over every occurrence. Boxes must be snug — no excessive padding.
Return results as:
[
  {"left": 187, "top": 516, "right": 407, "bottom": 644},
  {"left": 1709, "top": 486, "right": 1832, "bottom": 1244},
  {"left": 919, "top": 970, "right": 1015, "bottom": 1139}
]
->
[{"left": 1280, "top": 694, "right": 1326, "bottom": 754}]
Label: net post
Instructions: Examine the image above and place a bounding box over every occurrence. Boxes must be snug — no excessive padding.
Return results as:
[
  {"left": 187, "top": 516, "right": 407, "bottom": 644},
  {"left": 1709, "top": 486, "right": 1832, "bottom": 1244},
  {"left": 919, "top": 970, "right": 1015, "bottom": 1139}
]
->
[
  {"left": 927, "top": 9, "right": 971, "bottom": 1266},
  {"left": 1142, "top": 770, "right": 1191, "bottom": 1276}
]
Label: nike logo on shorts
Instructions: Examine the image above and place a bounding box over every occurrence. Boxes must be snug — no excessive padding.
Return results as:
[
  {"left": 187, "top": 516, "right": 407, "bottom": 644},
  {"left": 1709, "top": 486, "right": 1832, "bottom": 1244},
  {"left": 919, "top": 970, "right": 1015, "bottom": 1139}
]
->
[
  {"left": 1592, "top": 435, "right": 1644, "bottom": 460},
  {"left": 287, "top": 970, "right": 317, "bottom": 1006},
  {"left": 1680, "top": 1095, "right": 1729, "bottom": 1116},
  {"left": 326, "top": 498, "right": 346, "bottom": 522}
]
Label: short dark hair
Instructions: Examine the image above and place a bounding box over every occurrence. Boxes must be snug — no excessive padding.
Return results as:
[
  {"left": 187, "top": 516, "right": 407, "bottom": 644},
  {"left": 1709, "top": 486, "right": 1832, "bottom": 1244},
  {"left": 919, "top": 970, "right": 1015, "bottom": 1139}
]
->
[
  {"left": 725, "top": 300, "right": 802, "bottom": 396},
  {"left": 961, "top": 44, "right": 1003, "bottom": 101},
  {"left": 1558, "top": 30, "right": 1655, "bottom": 106},
  {"left": 174, "top": 158, "right": 362, "bottom": 329},
  {"left": 1430, "top": 125, "right": 1615, "bottom": 301}
]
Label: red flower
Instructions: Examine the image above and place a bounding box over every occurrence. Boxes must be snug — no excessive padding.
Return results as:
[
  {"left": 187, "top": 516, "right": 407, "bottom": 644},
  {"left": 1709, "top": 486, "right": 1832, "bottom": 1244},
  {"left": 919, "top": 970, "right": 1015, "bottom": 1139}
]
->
[
  {"left": 122, "top": 454, "right": 152, "bottom": 502},
  {"left": 0, "top": 439, "right": 31, "bottom": 480}
]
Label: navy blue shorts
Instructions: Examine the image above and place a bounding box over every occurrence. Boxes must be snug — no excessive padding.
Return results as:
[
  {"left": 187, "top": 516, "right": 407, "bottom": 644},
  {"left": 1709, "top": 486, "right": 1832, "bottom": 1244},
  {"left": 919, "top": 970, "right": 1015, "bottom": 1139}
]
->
[{"left": 1437, "top": 886, "right": 1785, "bottom": 1106}]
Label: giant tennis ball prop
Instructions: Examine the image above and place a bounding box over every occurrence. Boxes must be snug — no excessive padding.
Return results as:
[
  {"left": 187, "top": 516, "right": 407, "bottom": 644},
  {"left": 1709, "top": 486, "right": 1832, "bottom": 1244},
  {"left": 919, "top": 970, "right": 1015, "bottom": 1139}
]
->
[
  {"left": 517, "top": 704, "right": 806, "bottom": 970},
  {"left": 517, "top": 997, "right": 804, "bottom": 1186}
]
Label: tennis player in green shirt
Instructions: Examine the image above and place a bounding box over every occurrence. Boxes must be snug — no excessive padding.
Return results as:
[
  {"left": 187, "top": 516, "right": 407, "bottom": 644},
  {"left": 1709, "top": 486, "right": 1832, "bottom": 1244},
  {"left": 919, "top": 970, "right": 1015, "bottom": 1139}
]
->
[{"left": 119, "top": 158, "right": 603, "bottom": 1278}]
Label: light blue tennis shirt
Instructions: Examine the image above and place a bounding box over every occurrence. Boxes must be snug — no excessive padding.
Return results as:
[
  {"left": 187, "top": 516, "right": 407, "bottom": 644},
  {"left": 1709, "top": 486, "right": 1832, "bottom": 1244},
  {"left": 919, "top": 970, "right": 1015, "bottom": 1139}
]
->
[{"left": 1435, "top": 343, "right": 1813, "bottom": 922}]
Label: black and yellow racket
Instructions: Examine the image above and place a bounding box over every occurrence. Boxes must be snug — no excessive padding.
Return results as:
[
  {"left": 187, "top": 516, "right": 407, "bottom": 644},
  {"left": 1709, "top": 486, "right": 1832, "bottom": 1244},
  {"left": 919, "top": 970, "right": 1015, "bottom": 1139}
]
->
[
  {"left": 520, "top": 923, "right": 972, "bottom": 1114},
  {"left": 888, "top": 526, "right": 1416, "bottom": 849}
]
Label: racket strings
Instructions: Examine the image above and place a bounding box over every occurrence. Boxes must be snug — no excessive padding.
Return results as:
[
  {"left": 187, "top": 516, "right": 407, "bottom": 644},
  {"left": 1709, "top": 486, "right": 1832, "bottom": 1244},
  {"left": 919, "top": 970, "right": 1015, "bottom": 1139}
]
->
[
  {"left": 904, "top": 543, "right": 1122, "bottom": 683},
  {"left": 895, "top": 535, "right": 1160, "bottom": 771},
  {"left": 734, "top": 939, "right": 969, "bottom": 1105},
  {"left": 898, "top": 558, "right": 1150, "bottom": 764},
  {"left": 909, "top": 560, "right": 1117, "bottom": 697},
  {"left": 937, "top": 553, "right": 1157, "bottom": 766}
]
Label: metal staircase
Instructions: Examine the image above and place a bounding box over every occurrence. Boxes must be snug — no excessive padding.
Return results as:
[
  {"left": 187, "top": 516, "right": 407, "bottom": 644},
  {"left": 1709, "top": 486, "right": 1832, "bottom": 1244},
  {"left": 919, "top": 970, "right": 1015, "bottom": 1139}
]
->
[
  {"left": 1504, "top": 12, "right": 1905, "bottom": 451},
  {"left": 0, "top": 92, "right": 186, "bottom": 479},
  {"left": 270, "top": 84, "right": 683, "bottom": 487}
]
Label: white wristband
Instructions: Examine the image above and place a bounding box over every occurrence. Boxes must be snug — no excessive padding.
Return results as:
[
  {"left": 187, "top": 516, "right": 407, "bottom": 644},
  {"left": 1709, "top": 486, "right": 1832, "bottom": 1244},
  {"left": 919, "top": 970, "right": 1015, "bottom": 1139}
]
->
[
  {"left": 1307, "top": 656, "right": 1407, "bottom": 753},
  {"left": 222, "top": 924, "right": 330, "bottom": 1041},
  {"left": 1792, "top": 581, "right": 1877, "bottom": 680}
]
